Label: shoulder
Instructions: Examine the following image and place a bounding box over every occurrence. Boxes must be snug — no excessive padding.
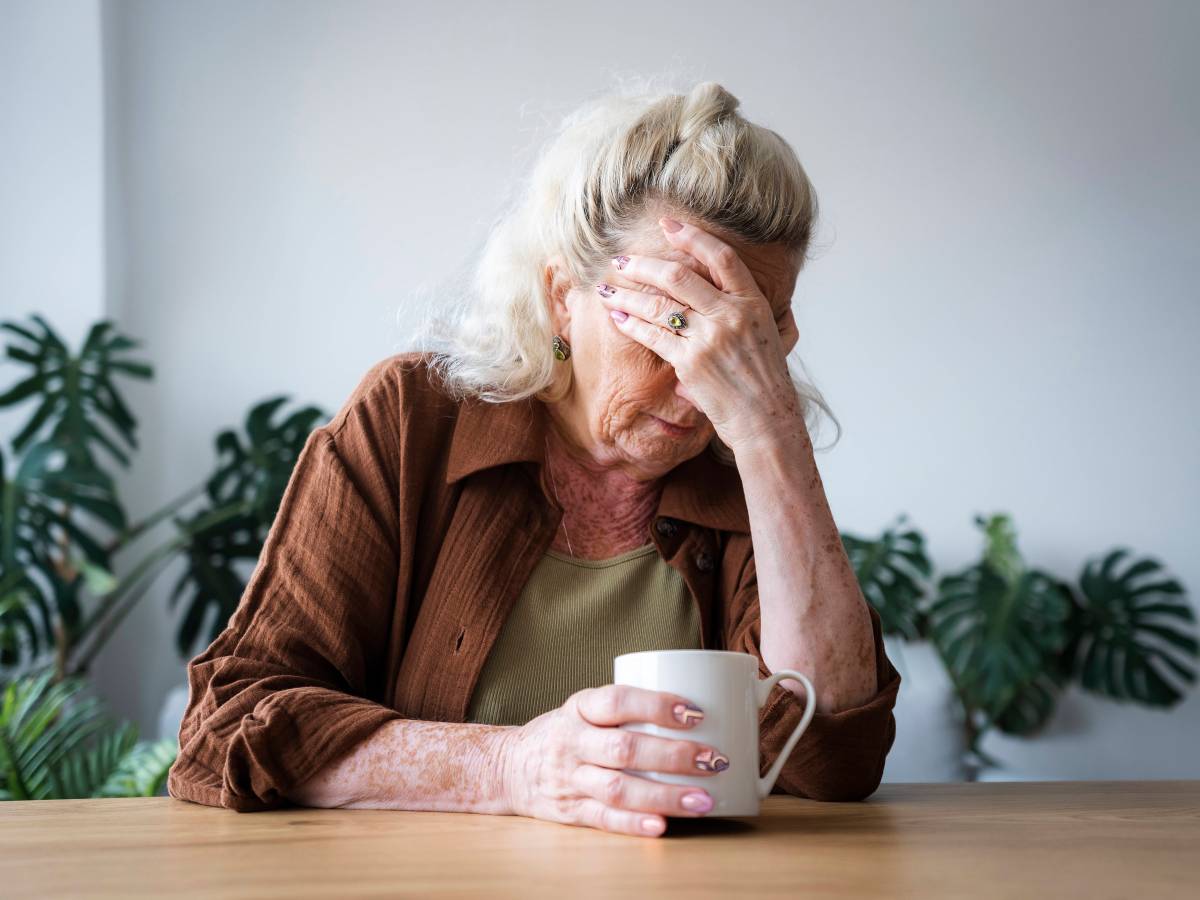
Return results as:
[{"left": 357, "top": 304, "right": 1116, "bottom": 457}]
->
[
  {"left": 325, "top": 351, "right": 459, "bottom": 437},
  {"left": 317, "top": 351, "right": 464, "bottom": 478}
]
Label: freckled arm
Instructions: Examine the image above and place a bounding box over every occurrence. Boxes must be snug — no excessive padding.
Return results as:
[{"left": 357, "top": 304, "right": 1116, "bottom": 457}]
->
[
  {"left": 283, "top": 719, "right": 516, "bottom": 813},
  {"left": 734, "top": 428, "right": 878, "bottom": 714},
  {"left": 167, "top": 367, "right": 526, "bottom": 814},
  {"left": 722, "top": 425, "right": 902, "bottom": 801}
]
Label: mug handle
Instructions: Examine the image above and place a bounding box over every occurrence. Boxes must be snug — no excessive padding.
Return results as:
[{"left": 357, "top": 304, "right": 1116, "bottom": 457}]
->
[{"left": 755, "top": 669, "right": 817, "bottom": 800}]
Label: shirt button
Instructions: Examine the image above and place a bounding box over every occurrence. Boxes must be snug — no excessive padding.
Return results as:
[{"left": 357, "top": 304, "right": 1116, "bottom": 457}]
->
[
  {"left": 655, "top": 518, "right": 679, "bottom": 538},
  {"left": 695, "top": 551, "right": 714, "bottom": 573}
]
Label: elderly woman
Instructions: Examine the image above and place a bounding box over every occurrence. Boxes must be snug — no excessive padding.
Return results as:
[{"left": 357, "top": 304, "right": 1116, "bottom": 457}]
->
[{"left": 168, "top": 81, "right": 900, "bottom": 838}]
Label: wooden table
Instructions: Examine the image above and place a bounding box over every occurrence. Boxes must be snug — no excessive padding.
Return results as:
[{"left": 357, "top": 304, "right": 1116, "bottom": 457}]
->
[{"left": 2, "top": 781, "right": 1197, "bottom": 898}]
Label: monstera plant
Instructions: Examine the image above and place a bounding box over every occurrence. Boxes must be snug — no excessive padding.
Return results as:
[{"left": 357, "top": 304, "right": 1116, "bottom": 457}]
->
[
  {"left": 0, "top": 313, "right": 327, "bottom": 798},
  {"left": 843, "top": 512, "right": 1198, "bottom": 779}
]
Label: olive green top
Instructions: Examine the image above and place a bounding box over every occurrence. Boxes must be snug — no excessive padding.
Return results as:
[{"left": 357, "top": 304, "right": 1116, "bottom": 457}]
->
[{"left": 464, "top": 542, "right": 703, "bottom": 726}]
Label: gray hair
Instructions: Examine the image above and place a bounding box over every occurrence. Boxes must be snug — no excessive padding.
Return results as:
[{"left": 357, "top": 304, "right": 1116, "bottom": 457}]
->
[{"left": 402, "top": 78, "right": 842, "bottom": 460}]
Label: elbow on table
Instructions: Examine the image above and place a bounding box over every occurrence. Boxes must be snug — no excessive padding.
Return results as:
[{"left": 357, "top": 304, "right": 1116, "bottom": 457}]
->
[
  {"left": 771, "top": 712, "right": 896, "bottom": 803},
  {"left": 167, "top": 702, "right": 293, "bottom": 814},
  {"left": 165, "top": 750, "right": 227, "bottom": 810},
  {"left": 773, "top": 757, "right": 887, "bottom": 803},
  {"left": 810, "top": 762, "right": 886, "bottom": 802},
  {"left": 167, "top": 749, "right": 289, "bottom": 813}
]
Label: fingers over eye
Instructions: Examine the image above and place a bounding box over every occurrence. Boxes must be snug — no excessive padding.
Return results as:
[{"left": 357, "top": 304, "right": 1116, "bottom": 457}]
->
[{"left": 607, "top": 305, "right": 682, "bottom": 364}]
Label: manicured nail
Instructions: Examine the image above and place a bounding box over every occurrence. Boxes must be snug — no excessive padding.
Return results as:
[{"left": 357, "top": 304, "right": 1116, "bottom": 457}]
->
[
  {"left": 659, "top": 217, "right": 683, "bottom": 233},
  {"left": 609, "top": 309, "right": 628, "bottom": 322},
  {"left": 612, "top": 255, "right": 631, "bottom": 270},
  {"left": 596, "top": 282, "right": 616, "bottom": 297},
  {"left": 695, "top": 749, "right": 730, "bottom": 772},
  {"left": 672, "top": 703, "right": 704, "bottom": 726},
  {"left": 680, "top": 791, "right": 714, "bottom": 813},
  {"left": 641, "top": 816, "right": 665, "bottom": 835}
]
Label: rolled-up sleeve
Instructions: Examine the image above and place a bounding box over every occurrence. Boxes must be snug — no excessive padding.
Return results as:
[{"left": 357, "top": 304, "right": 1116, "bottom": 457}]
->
[
  {"left": 724, "top": 549, "right": 901, "bottom": 802},
  {"left": 168, "top": 397, "right": 405, "bottom": 812}
]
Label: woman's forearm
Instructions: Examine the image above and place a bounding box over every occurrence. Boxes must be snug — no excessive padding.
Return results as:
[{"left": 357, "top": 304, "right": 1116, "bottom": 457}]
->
[
  {"left": 735, "top": 428, "right": 878, "bottom": 715},
  {"left": 282, "top": 718, "right": 517, "bottom": 814}
]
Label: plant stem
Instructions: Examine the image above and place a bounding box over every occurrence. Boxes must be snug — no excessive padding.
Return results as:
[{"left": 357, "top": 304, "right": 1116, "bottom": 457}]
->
[
  {"left": 53, "top": 620, "right": 67, "bottom": 683},
  {"left": 68, "top": 543, "right": 183, "bottom": 676},
  {"left": 104, "top": 481, "right": 208, "bottom": 555},
  {"left": 924, "top": 634, "right": 996, "bottom": 782},
  {"left": 69, "top": 499, "right": 252, "bottom": 674},
  {"left": 0, "top": 478, "right": 16, "bottom": 573},
  {"left": 72, "top": 536, "right": 186, "bottom": 651}
]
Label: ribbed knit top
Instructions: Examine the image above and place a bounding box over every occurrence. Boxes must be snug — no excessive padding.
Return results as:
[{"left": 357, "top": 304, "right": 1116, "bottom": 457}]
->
[{"left": 464, "top": 542, "right": 704, "bottom": 726}]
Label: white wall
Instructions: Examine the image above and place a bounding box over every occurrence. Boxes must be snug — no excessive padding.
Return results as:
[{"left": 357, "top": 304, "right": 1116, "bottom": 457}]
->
[
  {"left": 0, "top": 0, "right": 105, "bottom": 349},
  {"left": 5, "top": 0, "right": 1198, "bottom": 781}
]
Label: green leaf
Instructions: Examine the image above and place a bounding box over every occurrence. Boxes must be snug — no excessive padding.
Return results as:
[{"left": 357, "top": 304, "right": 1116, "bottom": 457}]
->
[
  {"left": 841, "top": 514, "right": 932, "bottom": 640},
  {"left": 95, "top": 738, "right": 177, "bottom": 797},
  {"left": 1070, "top": 549, "right": 1198, "bottom": 707},
  {"left": 0, "top": 671, "right": 107, "bottom": 799},
  {"left": 75, "top": 558, "right": 119, "bottom": 597},
  {"left": 171, "top": 396, "right": 326, "bottom": 655},
  {"left": 0, "top": 313, "right": 152, "bottom": 468},
  {"left": 48, "top": 722, "right": 137, "bottom": 799},
  {"left": 927, "top": 515, "right": 1071, "bottom": 723},
  {"left": 0, "top": 670, "right": 173, "bottom": 800},
  {"left": 0, "top": 373, "right": 46, "bottom": 408},
  {"left": 1, "top": 440, "right": 120, "bottom": 665}
]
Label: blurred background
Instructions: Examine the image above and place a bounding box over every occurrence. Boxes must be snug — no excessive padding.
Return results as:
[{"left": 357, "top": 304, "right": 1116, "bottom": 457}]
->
[{"left": 1, "top": 0, "right": 1197, "bottom": 797}]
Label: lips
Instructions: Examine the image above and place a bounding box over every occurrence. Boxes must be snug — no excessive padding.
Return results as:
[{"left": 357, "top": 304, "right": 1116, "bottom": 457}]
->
[{"left": 651, "top": 414, "right": 699, "bottom": 431}]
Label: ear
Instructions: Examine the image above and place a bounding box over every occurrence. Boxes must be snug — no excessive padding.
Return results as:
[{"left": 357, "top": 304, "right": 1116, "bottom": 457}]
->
[{"left": 543, "top": 255, "right": 574, "bottom": 336}]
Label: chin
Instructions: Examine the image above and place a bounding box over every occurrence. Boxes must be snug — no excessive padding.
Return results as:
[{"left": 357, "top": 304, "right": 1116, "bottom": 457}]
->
[{"left": 622, "top": 424, "right": 708, "bottom": 471}]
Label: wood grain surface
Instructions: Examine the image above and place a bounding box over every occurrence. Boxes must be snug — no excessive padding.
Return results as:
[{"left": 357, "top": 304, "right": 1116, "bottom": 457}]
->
[{"left": 2, "top": 781, "right": 1197, "bottom": 898}]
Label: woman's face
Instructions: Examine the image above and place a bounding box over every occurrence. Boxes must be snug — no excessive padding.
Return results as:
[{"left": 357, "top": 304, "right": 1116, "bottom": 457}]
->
[{"left": 544, "top": 214, "right": 800, "bottom": 480}]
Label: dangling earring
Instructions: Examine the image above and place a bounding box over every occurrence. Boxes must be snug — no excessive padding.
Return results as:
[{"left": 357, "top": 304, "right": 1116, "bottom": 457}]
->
[{"left": 552, "top": 334, "right": 572, "bottom": 361}]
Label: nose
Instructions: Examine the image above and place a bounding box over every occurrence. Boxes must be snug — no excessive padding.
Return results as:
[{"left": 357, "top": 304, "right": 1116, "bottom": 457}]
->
[{"left": 674, "top": 378, "right": 698, "bottom": 408}]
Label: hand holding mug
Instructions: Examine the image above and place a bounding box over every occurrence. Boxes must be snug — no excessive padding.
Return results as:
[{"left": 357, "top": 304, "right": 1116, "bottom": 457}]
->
[
  {"left": 498, "top": 683, "right": 731, "bottom": 838},
  {"left": 614, "top": 649, "right": 817, "bottom": 817}
]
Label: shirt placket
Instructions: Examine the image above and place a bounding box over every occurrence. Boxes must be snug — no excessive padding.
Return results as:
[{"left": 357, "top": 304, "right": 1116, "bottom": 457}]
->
[{"left": 652, "top": 516, "right": 720, "bottom": 650}]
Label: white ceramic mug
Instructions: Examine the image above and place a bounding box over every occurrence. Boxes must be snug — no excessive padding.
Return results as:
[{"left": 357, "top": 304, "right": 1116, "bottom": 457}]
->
[{"left": 613, "top": 649, "right": 817, "bottom": 817}]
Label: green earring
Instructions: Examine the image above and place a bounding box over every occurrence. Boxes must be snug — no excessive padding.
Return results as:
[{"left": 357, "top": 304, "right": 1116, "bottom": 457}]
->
[{"left": 552, "top": 334, "right": 572, "bottom": 361}]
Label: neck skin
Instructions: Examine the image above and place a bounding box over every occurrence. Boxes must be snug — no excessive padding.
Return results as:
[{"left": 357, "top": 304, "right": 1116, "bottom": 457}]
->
[{"left": 538, "top": 417, "right": 663, "bottom": 560}]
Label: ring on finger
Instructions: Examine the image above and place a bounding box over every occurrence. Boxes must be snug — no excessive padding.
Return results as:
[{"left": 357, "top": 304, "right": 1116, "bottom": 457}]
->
[{"left": 665, "top": 309, "right": 688, "bottom": 333}]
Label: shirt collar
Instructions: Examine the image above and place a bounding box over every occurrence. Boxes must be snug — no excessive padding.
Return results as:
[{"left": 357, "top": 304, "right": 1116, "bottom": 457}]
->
[{"left": 445, "top": 394, "right": 750, "bottom": 534}]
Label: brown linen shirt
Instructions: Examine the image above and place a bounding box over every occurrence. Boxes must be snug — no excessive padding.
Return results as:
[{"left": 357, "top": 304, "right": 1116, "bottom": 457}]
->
[{"left": 167, "top": 351, "right": 902, "bottom": 812}]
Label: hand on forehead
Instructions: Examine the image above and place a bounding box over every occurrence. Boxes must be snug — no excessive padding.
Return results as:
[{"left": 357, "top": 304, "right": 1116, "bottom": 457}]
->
[{"left": 615, "top": 216, "right": 798, "bottom": 320}]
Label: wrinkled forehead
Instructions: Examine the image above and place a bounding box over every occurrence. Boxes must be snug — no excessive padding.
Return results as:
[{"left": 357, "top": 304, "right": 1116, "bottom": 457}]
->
[{"left": 619, "top": 219, "right": 799, "bottom": 317}]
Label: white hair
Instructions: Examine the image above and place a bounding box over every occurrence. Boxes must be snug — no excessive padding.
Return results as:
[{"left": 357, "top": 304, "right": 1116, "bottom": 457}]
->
[{"left": 400, "top": 77, "right": 842, "bottom": 460}]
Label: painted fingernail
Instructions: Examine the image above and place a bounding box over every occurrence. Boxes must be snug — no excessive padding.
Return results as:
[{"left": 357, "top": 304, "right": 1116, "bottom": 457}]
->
[
  {"left": 612, "top": 255, "right": 631, "bottom": 270},
  {"left": 695, "top": 749, "right": 730, "bottom": 772},
  {"left": 672, "top": 703, "right": 704, "bottom": 726},
  {"left": 659, "top": 217, "right": 683, "bottom": 233},
  {"left": 641, "top": 816, "right": 665, "bottom": 835},
  {"left": 596, "top": 282, "right": 616, "bottom": 297},
  {"left": 609, "top": 309, "right": 628, "bottom": 322},
  {"left": 680, "top": 791, "right": 714, "bottom": 813}
]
